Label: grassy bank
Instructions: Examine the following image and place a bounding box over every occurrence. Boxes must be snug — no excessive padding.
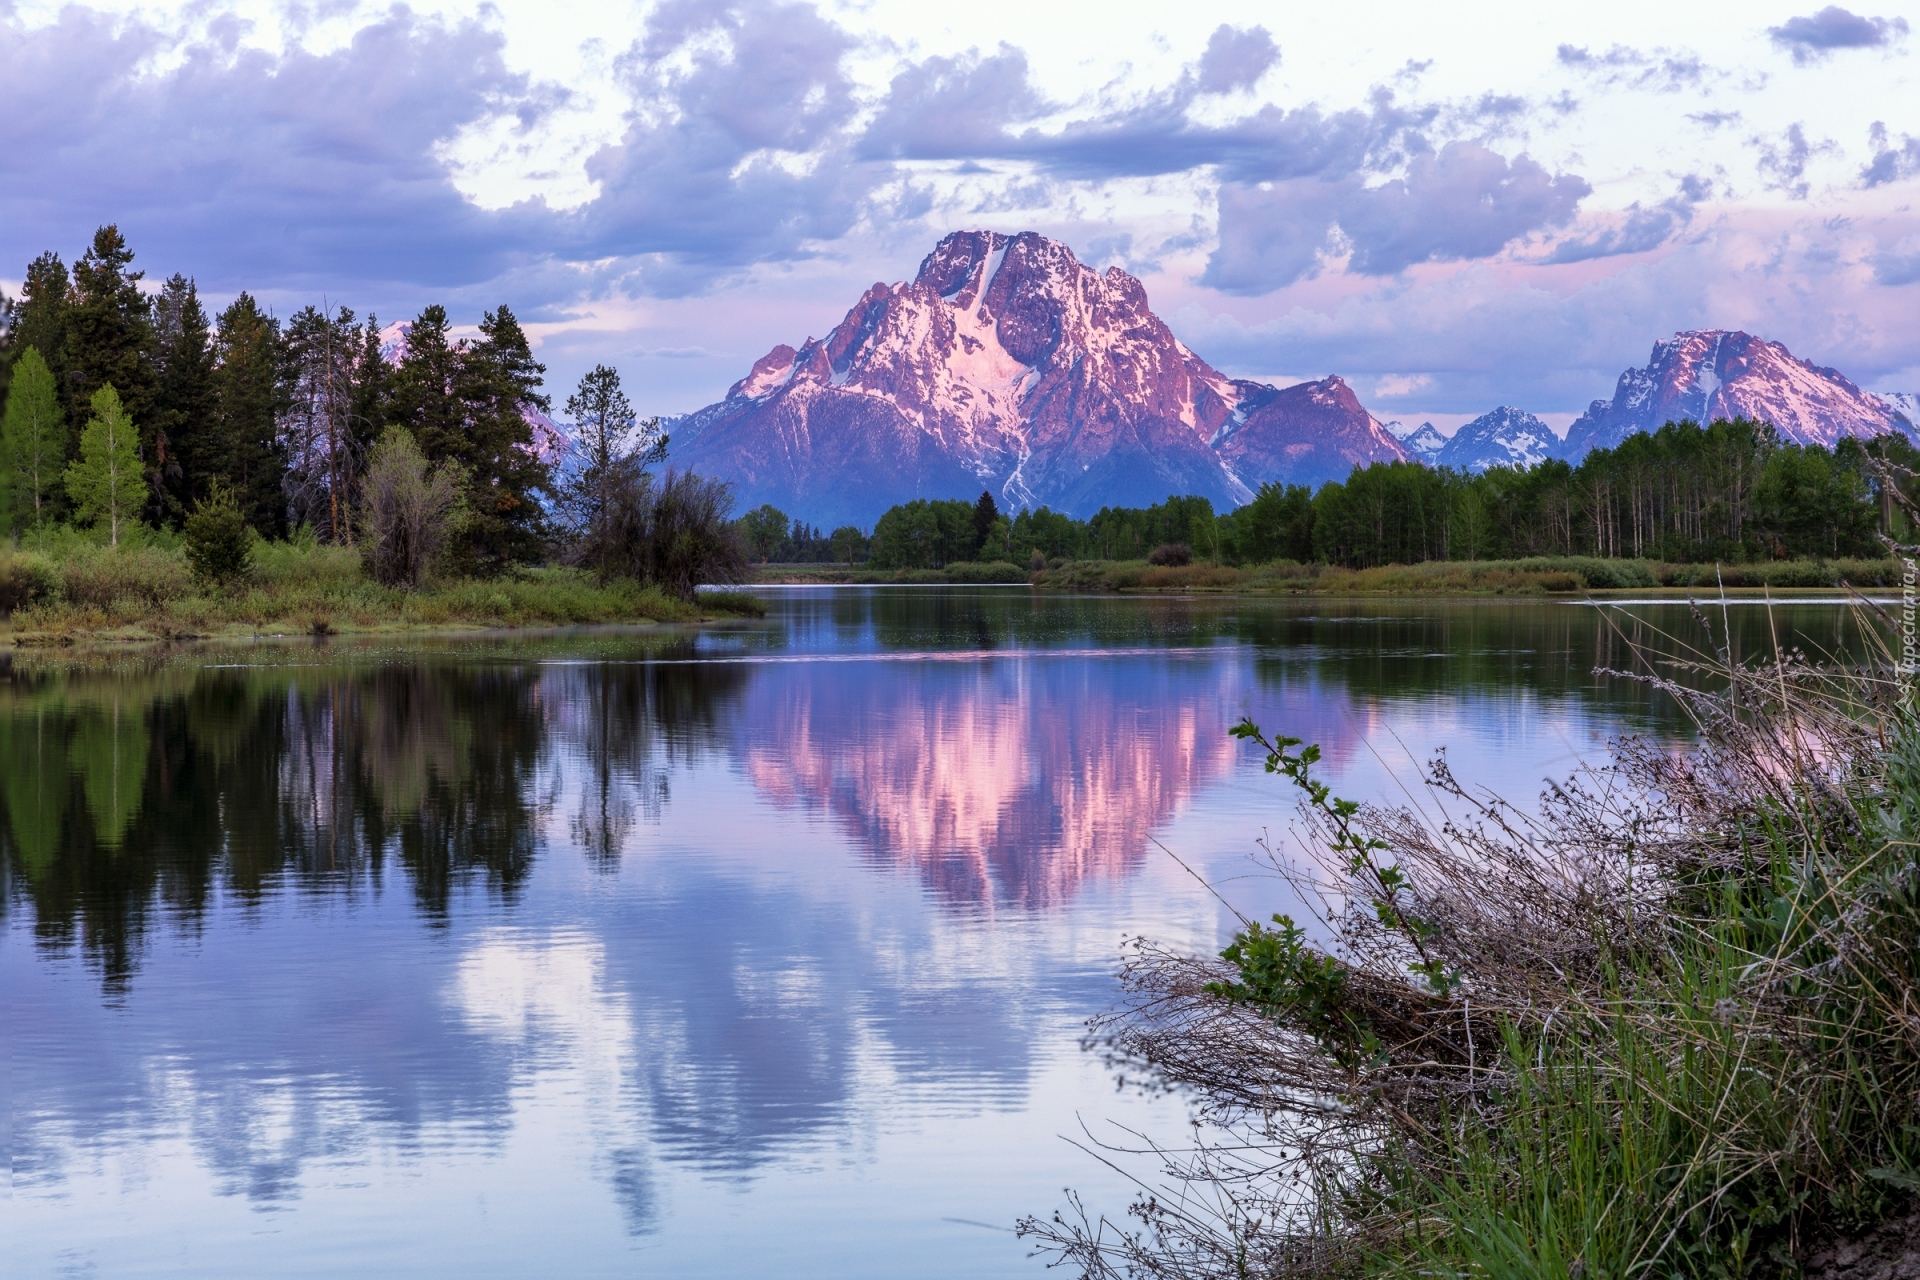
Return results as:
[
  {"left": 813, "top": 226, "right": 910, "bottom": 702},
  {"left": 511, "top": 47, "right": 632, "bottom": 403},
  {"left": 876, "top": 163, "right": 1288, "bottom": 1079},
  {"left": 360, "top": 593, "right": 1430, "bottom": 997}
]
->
[
  {"left": 750, "top": 560, "right": 1032, "bottom": 585},
  {"left": 0, "top": 532, "right": 765, "bottom": 643},
  {"left": 1030, "top": 554, "right": 1906, "bottom": 595},
  {"left": 1022, "top": 611, "right": 1920, "bottom": 1277}
]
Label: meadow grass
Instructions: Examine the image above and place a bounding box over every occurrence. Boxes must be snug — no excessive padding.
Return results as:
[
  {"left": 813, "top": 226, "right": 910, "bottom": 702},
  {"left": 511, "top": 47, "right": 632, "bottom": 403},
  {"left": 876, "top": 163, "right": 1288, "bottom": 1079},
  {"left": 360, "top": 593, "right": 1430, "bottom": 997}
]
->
[{"left": 0, "top": 531, "right": 764, "bottom": 642}]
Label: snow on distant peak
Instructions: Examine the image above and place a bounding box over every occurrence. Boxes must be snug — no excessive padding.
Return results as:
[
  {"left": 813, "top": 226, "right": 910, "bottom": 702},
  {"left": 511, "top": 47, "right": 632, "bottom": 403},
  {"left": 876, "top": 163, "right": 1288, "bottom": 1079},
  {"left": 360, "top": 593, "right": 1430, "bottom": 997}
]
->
[
  {"left": 1437, "top": 407, "right": 1557, "bottom": 473},
  {"left": 1393, "top": 421, "right": 1447, "bottom": 463}
]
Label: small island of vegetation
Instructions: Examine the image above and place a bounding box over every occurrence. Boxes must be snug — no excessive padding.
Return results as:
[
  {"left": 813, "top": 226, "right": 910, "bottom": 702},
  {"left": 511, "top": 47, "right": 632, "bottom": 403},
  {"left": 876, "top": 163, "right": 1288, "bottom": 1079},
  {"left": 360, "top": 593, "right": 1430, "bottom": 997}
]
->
[{"left": 0, "top": 226, "right": 758, "bottom": 643}]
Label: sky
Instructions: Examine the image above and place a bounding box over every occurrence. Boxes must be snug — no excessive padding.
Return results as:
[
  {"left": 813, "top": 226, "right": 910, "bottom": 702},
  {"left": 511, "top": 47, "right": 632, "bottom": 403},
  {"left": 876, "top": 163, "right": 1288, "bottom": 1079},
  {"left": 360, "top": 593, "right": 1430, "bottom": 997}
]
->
[{"left": 3, "top": 0, "right": 1918, "bottom": 434}]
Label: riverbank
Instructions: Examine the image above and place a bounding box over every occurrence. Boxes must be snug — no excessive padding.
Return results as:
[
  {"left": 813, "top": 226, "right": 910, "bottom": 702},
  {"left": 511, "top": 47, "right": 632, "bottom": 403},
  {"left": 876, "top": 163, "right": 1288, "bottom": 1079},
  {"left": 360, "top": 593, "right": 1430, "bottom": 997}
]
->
[
  {"left": 1023, "top": 606, "right": 1920, "bottom": 1277},
  {"left": 0, "top": 539, "right": 764, "bottom": 644},
  {"left": 751, "top": 555, "right": 1903, "bottom": 595}
]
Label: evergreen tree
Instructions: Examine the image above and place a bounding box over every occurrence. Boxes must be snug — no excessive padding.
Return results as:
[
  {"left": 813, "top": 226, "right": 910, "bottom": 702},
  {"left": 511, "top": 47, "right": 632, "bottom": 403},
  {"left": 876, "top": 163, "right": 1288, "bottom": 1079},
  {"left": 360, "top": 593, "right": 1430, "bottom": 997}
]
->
[
  {"left": 562, "top": 364, "right": 664, "bottom": 536},
  {"left": 13, "top": 252, "right": 72, "bottom": 391},
  {"left": 66, "top": 384, "right": 144, "bottom": 546},
  {"left": 209, "top": 294, "right": 288, "bottom": 538},
  {"left": 971, "top": 489, "right": 999, "bottom": 558},
  {"left": 151, "top": 274, "right": 215, "bottom": 524},
  {"left": 61, "top": 227, "right": 157, "bottom": 454},
  {"left": 389, "top": 305, "right": 464, "bottom": 462},
  {"left": 1, "top": 347, "right": 65, "bottom": 530},
  {"left": 350, "top": 314, "right": 390, "bottom": 460},
  {"left": 458, "top": 305, "right": 553, "bottom": 569}
]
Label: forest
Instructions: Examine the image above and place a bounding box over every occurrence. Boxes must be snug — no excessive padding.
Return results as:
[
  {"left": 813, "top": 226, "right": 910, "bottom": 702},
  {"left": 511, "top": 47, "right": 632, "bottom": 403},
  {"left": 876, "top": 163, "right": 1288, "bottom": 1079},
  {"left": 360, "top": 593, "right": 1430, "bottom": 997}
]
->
[
  {"left": 821, "top": 418, "right": 1915, "bottom": 572},
  {"left": 0, "top": 226, "right": 752, "bottom": 633}
]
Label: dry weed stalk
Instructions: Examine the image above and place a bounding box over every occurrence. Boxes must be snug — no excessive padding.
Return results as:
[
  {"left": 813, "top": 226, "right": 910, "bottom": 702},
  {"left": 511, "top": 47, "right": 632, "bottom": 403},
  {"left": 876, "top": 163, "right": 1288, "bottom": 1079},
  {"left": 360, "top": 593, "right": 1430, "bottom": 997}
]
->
[{"left": 1022, "top": 598, "right": 1920, "bottom": 1278}]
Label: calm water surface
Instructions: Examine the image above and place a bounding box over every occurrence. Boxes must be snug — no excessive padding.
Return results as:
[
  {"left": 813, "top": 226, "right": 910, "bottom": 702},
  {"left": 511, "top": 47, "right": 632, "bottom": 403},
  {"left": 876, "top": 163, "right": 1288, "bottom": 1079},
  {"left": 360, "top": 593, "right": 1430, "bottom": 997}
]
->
[{"left": 1, "top": 588, "right": 1872, "bottom": 1277}]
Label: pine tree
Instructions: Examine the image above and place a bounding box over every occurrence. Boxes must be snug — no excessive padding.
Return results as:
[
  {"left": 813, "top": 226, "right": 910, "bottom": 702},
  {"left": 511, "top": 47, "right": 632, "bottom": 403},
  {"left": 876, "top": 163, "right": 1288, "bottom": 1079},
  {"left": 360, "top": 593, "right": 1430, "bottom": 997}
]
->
[
  {"left": 61, "top": 227, "right": 157, "bottom": 454},
  {"left": 151, "top": 274, "right": 215, "bottom": 524},
  {"left": 1, "top": 347, "right": 65, "bottom": 530},
  {"left": 13, "top": 253, "right": 72, "bottom": 386},
  {"left": 209, "top": 294, "right": 288, "bottom": 538},
  {"left": 66, "top": 384, "right": 144, "bottom": 546},
  {"left": 389, "top": 305, "right": 464, "bottom": 463},
  {"left": 457, "top": 305, "right": 552, "bottom": 569},
  {"left": 562, "top": 364, "right": 664, "bottom": 543}
]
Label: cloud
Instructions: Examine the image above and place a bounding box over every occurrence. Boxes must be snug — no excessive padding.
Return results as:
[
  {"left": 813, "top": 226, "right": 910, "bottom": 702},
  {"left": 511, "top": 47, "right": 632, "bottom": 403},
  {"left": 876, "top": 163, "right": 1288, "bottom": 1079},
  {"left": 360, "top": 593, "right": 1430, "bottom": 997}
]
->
[
  {"left": 1204, "top": 141, "right": 1590, "bottom": 291},
  {"left": 1546, "top": 175, "right": 1710, "bottom": 263},
  {"left": 573, "top": 0, "right": 878, "bottom": 285},
  {"left": 1554, "top": 42, "right": 1714, "bottom": 92},
  {"left": 1769, "top": 6, "right": 1910, "bottom": 64},
  {"left": 1752, "top": 122, "right": 1838, "bottom": 199},
  {"left": 1874, "top": 237, "right": 1920, "bottom": 286},
  {"left": 858, "top": 46, "right": 1050, "bottom": 161},
  {"left": 0, "top": 7, "right": 554, "bottom": 294},
  {"left": 1196, "top": 25, "right": 1279, "bottom": 95},
  {"left": 1863, "top": 121, "right": 1920, "bottom": 187}
]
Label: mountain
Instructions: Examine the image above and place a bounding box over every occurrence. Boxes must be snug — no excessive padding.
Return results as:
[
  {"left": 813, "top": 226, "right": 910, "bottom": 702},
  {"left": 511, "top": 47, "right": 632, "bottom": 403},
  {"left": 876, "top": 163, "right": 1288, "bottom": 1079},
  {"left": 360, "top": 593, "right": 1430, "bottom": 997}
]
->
[
  {"left": 1388, "top": 420, "right": 1448, "bottom": 465},
  {"left": 1885, "top": 392, "right": 1920, "bottom": 432},
  {"left": 1559, "top": 330, "right": 1908, "bottom": 460},
  {"left": 670, "top": 231, "right": 1408, "bottom": 525},
  {"left": 1437, "top": 407, "right": 1559, "bottom": 472}
]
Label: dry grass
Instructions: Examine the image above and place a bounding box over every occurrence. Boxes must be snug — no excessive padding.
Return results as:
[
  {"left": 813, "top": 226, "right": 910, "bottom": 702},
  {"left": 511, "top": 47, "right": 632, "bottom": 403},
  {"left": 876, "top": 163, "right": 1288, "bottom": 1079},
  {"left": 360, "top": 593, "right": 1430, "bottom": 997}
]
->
[{"left": 1021, "top": 602, "right": 1920, "bottom": 1278}]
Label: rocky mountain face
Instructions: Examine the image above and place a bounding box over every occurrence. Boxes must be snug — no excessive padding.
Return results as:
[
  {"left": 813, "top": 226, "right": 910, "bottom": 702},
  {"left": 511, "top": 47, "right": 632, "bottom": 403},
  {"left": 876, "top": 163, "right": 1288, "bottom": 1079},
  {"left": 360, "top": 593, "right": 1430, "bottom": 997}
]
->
[
  {"left": 670, "top": 231, "right": 1408, "bottom": 525},
  {"left": 1437, "top": 407, "right": 1559, "bottom": 472},
  {"left": 1885, "top": 392, "right": 1920, "bottom": 432},
  {"left": 1559, "top": 330, "right": 1908, "bottom": 460},
  {"left": 1388, "top": 421, "right": 1448, "bottom": 465}
]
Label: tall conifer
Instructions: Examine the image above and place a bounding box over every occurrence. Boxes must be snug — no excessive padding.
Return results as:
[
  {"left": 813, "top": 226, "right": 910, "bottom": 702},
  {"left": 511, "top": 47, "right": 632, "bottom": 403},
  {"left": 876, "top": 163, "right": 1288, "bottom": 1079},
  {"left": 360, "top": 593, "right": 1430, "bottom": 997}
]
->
[
  {"left": 458, "top": 305, "right": 552, "bottom": 569},
  {"left": 210, "top": 294, "right": 287, "bottom": 538},
  {"left": 151, "top": 274, "right": 215, "bottom": 524},
  {"left": 61, "top": 227, "right": 157, "bottom": 451}
]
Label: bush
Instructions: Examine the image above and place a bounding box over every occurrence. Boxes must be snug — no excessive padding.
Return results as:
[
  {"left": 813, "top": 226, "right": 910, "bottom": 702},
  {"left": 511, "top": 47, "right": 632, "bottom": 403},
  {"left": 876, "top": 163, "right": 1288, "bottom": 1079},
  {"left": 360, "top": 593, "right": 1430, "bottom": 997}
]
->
[
  {"left": 1147, "top": 542, "right": 1193, "bottom": 566},
  {"left": 0, "top": 550, "right": 58, "bottom": 614},
  {"left": 361, "top": 428, "right": 463, "bottom": 590},
  {"left": 183, "top": 483, "right": 252, "bottom": 587},
  {"left": 643, "top": 470, "right": 749, "bottom": 600},
  {"left": 55, "top": 545, "right": 192, "bottom": 609}
]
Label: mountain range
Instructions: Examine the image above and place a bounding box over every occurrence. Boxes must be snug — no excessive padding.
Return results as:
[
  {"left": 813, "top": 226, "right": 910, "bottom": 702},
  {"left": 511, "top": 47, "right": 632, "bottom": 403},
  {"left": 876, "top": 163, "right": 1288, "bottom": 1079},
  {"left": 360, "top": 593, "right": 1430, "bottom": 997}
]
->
[{"left": 668, "top": 231, "right": 1915, "bottom": 522}]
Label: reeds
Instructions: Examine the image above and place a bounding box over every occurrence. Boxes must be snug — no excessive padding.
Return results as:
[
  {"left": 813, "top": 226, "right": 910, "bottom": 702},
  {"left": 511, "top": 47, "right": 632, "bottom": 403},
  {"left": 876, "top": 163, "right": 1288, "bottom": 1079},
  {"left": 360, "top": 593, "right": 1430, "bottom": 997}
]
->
[{"left": 1021, "top": 599, "right": 1920, "bottom": 1277}]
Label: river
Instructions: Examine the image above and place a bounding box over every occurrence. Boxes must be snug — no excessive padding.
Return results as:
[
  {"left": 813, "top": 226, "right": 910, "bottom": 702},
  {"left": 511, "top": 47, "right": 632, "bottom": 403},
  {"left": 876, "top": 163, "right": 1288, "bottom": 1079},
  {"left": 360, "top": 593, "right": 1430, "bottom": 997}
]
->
[{"left": 0, "top": 587, "right": 1874, "bottom": 1277}]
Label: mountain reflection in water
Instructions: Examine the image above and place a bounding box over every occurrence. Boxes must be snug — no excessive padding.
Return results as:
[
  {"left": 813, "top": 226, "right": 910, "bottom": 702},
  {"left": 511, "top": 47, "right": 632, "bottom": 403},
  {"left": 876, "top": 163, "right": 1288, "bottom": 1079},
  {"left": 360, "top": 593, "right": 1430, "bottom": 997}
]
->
[{"left": 0, "top": 590, "right": 1877, "bottom": 1278}]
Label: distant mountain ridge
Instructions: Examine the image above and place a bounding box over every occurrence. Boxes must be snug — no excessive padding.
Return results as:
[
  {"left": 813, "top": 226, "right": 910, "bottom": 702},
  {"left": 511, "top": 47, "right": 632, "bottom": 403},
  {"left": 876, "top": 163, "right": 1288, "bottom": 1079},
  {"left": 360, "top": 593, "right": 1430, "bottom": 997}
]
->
[
  {"left": 1558, "top": 330, "right": 1908, "bottom": 459},
  {"left": 665, "top": 236, "right": 1914, "bottom": 522},
  {"left": 670, "top": 231, "right": 1409, "bottom": 525}
]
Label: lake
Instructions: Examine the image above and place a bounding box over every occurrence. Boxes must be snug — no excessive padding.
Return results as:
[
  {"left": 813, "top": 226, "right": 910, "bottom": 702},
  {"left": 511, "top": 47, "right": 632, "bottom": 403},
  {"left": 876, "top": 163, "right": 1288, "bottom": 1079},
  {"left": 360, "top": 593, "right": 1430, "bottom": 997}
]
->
[{"left": 0, "top": 588, "right": 1874, "bottom": 1277}]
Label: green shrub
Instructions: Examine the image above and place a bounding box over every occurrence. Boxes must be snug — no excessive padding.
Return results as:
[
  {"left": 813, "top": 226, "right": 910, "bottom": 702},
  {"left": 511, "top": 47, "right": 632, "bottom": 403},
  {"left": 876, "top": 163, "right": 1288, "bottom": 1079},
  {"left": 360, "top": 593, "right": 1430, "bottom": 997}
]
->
[
  {"left": 0, "top": 550, "right": 58, "bottom": 614},
  {"left": 183, "top": 483, "right": 253, "bottom": 587}
]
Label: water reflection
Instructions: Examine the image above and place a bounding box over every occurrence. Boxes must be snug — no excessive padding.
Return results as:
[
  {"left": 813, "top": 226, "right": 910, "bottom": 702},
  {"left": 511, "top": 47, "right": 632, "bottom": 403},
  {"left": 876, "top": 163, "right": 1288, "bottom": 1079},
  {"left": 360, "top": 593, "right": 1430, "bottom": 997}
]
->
[{"left": 0, "top": 592, "right": 1878, "bottom": 1277}]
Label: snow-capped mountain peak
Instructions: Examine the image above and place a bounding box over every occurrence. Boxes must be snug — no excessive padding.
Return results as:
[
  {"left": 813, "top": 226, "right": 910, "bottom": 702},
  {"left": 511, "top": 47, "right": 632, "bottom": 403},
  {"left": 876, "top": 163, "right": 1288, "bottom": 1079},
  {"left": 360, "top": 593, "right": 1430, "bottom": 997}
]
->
[
  {"left": 671, "top": 230, "right": 1408, "bottom": 524},
  {"left": 1438, "top": 407, "right": 1559, "bottom": 472},
  {"left": 1388, "top": 421, "right": 1448, "bottom": 464},
  {"left": 1560, "top": 330, "right": 1906, "bottom": 459}
]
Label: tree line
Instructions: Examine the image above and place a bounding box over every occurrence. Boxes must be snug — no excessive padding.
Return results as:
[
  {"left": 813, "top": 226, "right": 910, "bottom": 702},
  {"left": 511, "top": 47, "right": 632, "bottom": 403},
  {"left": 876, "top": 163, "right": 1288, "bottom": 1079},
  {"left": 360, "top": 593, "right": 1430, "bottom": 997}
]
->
[
  {"left": 840, "top": 419, "right": 1913, "bottom": 570},
  {"left": 0, "top": 225, "right": 743, "bottom": 594}
]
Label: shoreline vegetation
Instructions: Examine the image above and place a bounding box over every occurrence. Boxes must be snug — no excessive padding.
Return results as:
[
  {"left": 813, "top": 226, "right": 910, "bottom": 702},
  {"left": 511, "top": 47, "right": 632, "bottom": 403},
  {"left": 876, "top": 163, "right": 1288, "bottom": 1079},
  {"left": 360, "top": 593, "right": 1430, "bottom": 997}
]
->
[
  {"left": 0, "top": 530, "right": 764, "bottom": 645},
  {"left": 0, "top": 226, "right": 764, "bottom": 645},
  {"left": 1020, "top": 605, "right": 1920, "bottom": 1279},
  {"left": 750, "top": 555, "right": 1906, "bottom": 595}
]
